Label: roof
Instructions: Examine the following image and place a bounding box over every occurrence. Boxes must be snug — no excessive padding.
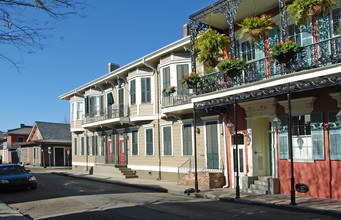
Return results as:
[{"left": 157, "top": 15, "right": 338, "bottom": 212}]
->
[
  {"left": 59, "top": 36, "right": 191, "bottom": 100},
  {"left": 6, "top": 126, "right": 32, "bottom": 135},
  {"left": 35, "top": 121, "right": 71, "bottom": 142}
]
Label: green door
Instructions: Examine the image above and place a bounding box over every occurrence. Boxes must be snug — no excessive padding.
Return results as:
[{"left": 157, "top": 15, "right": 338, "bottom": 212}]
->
[{"left": 206, "top": 121, "right": 219, "bottom": 169}]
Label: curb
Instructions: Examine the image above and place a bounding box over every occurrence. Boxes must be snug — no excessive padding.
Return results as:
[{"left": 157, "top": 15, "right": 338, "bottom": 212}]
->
[
  {"left": 50, "top": 172, "right": 168, "bottom": 193},
  {"left": 219, "top": 197, "right": 341, "bottom": 218}
]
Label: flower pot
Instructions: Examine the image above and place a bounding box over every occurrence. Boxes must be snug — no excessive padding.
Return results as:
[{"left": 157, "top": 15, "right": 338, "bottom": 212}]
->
[
  {"left": 225, "top": 69, "right": 241, "bottom": 78},
  {"left": 274, "top": 51, "right": 297, "bottom": 64},
  {"left": 249, "top": 28, "right": 264, "bottom": 40},
  {"left": 307, "top": 4, "right": 326, "bottom": 17}
]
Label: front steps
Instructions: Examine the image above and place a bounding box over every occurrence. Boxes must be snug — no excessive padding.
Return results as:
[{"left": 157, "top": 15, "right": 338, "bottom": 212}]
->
[
  {"left": 245, "top": 176, "right": 270, "bottom": 194},
  {"left": 93, "top": 164, "right": 138, "bottom": 179}
]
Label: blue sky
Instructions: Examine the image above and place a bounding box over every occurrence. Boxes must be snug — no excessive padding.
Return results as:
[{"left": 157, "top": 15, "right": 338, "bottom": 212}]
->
[{"left": 0, "top": 0, "right": 212, "bottom": 132}]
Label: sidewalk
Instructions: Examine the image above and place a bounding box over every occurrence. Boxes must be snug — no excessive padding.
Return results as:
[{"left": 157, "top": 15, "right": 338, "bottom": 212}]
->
[
  {"left": 47, "top": 167, "right": 341, "bottom": 218},
  {"left": 1, "top": 166, "right": 341, "bottom": 219}
]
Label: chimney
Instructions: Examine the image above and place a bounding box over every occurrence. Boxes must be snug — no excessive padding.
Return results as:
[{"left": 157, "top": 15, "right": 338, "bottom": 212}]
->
[
  {"left": 183, "top": 24, "right": 189, "bottom": 38},
  {"left": 20, "top": 124, "right": 25, "bottom": 128},
  {"left": 108, "top": 63, "right": 120, "bottom": 73}
]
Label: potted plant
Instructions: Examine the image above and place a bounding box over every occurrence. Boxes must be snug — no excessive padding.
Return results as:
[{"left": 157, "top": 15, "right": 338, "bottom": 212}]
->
[
  {"left": 287, "top": 0, "right": 336, "bottom": 26},
  {"left": 181, "top": 72, "right": 200, "bottom": 88},
  {"left": 238, "top": 14, "right": 273, "bottom": 41},
  {"left": 217, "top": 58, "right": 247, "bottom": 78},
  {"left": 162, "top": 86, "right": 176, "bottom": 95},
  {"left": 194, "top": 27, "right": 228, "bottom": 70},
  {"left": 270, "top": 41, "right": 302, "bottom": 64}
]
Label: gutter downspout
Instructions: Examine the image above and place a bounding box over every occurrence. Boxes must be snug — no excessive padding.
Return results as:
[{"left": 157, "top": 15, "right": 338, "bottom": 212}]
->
[{"left": 142, "top": 57, "right": 162, "bottom": 180}]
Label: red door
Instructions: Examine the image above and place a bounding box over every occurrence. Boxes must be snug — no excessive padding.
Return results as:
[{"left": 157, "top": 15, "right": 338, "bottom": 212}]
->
[
  {"left": 119, "top": 140, "right": 125, "bottom": 164},
  {"left": 107, "top": 139, "right": 113, "bottom": 164}
]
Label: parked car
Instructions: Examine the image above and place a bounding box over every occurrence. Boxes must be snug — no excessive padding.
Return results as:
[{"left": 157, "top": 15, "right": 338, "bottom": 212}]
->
[{"left": 0, "top": 164, "right": 37, "bottom": 190}]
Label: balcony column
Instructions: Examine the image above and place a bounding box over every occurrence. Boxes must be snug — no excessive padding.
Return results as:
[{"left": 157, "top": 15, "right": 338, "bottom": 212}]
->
[
  {"left": 278, "top": 0, "right": 289, "bottom": 41},
  {"left": 189, "top": 19, "right": 198, "bottom": 73}
]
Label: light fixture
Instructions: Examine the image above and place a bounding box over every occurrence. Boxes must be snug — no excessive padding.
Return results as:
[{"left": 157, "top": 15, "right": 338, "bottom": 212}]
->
[
  {"left": 272, "top": 116, "right": 282, "bottom": 130},
  {"left": 227, "top": 122, "right": 235, "bottom": 134},
  {"left": 196, "top": 128, "right": 200, "bottom": 134}
]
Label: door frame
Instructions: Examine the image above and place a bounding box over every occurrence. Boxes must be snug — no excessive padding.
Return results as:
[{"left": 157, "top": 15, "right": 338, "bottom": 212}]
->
[{"left": 203, "top": 118, "right": 221, "bottom": 170}]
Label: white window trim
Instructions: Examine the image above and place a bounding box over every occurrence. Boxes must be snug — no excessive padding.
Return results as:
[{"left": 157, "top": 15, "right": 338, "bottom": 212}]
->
[
  {"left": 204, "top": 120, "right": 221, "bottom": 170},
  {"left": 181, "top": 123, "right": 194, "bottom": 157},
  {"left": 145, "top": 127, "right": 154, "bottom": 156},
  {"left": 80, "top": 135, "right": 85, "bottom": 156},
  {"left": 73, "top": 135, "right": 78, "bottom": 156},
  {"left": 162, "top": 125, "right": 173, "bottom": 156},
  {"left": 131, "top": 130, "right": 139, "bottom": 156}
]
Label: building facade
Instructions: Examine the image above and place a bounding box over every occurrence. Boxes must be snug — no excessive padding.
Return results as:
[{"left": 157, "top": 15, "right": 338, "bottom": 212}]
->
[{"left": 189, "top": 0, "right": 341, "bottom": 199}]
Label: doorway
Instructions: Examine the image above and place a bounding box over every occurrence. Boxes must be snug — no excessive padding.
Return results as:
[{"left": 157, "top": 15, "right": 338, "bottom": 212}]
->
[{"left": 206, "top": 121, "right": 219, "bottom": 169}]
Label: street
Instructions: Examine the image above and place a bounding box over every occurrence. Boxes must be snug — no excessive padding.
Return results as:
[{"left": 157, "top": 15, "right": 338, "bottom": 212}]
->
[{"left": 0, "top": 170, "right": 338, "bottom": 220}]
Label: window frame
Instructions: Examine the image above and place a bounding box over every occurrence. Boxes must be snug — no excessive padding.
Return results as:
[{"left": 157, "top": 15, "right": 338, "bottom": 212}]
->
[
  {"left": 145, "top": 128, "right": 154, "bottom": 156},
  {"left": 141, "top": 77, "right": 151, "bottom": 104},
  {"left": 162, "top": 126, "right": 173, "bottom": 156}
]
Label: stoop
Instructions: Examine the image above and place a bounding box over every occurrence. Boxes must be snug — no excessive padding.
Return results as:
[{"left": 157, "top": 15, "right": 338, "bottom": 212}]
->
[{"left": 93, "top": 164, "right": 138, "bottom": 179}]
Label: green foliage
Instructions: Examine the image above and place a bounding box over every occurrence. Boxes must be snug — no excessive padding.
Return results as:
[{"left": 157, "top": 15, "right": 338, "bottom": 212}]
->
[
  {"left": 181, "top": 72, "right": 201, "bottom": 88},
  {"left": 217, "top": 58, "right": 247, "bottom": 78},
  {"left": 287, "top": 0, "right": 336, "bottom": 26},
  {"left": 238, "top": 14, "right": 273, "bottom": 41},
  {"left": 270, "top": 41, "right": 302, "bottom": 63},
  {"left": 194, "top": 27, "right": 228, "bottom": 68}
]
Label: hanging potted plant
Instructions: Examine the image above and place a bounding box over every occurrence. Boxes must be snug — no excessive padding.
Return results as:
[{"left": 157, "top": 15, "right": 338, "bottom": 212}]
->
[
  {"left": 194, "top": 27, "right": 229, "bottom": 71},
  {"left": 287, "top": 0, "right": 336, "bottom": 26},
  {"left": 181, "top": 72, "right": 200, "bottom": 89},
  {"left": 238, "top": 14, "right": 273, "bottom": 41},
  {"left": 270, "top": 41, "right": 302, "bottom": 64},
  {"left": 217, "top": 58, "right": 247, "bottom": 78},
  {"left": 162, "top": 86, "right": 176, "bottom": 95}
]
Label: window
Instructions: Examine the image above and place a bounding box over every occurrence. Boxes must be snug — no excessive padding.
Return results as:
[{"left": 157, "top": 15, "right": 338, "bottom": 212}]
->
[
  {"left": 98, "top": 135, "right": 104, "bottom": 156},
  {"left": 183, "top": 124, "right": 192, "bottom": 156},
  {"left": 177, "top": 64, "right": 189, "bottom": 96},
  {"left": 87, "top": 136, "right": 90, "bottom": 156},
  {"left": 131, "top": 130, "right": 138, "bottom": 156},
  {"left": 328, "top": 110, "right": 341, "bottom": 160},
  {"left": 77, "top": 102, "right": 83, "bottom": 120},
  {"left": 163, "top": 126, "right": 172, "bottom": 156},
  {"left": 81, "top": 136, "right": 84, "bottom": 155},
  {"left": 241, "top": 41, "right": 255, "bottom": 62},
  {"left": 85, "top": 96, "right": 102, "bottom": 117},
  {"left": 130, "top": 79, "right": 136, "bottom": 105},
  {"left": 141, "top": 77, "right": 151, "bottom": 103},
  {"left": 71, "top": 103, "right": 75, "bottom": 121},
  {"left": 74, "top": 137, "right": 77, "bottom": 156},
  {"left": 163, "top": 67, "right": 170, "bottom": 96},
  {"left": 278, "top": 113, "right": 324, "bottom": 161},
  {"left": 17, "top": 137, "right": 24, "bottom": 143},
  {"left": 145, "top": 128, "right": 153, "bottom": 156}
]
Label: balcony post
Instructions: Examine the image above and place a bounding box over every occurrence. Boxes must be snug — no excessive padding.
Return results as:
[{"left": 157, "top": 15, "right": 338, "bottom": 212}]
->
[
  {"left": 189, "top": 19, "right": 197, "bottom": 73},
  {"left": 193, "top": 104, "right": 199, "bottom": 192},
  {"left": 278, "top": 0, "right": 289, "bottom": 42}
]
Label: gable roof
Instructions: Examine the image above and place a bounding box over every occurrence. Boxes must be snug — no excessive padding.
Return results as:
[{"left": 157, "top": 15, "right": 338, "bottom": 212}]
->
[
  {"left": 6, "top": 126, "right": 32, "bottom": 135},
  {"left": 33, "top": 122, "right": 71, "bottom": 142}
]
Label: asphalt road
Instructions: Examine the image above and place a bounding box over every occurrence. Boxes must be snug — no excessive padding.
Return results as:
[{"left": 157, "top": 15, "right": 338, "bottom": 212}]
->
[{"left": 0, "top": 171, "right": 338, "bottom": 220}]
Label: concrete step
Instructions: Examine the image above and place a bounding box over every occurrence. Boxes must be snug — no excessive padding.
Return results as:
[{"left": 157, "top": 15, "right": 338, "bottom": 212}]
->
[
  {"left": 254, "top": 180, "right": 268, "bottom": 186},
  {"left": 125, "top": 174, "right": 138, "bottom": 179},
  {"left": 250, "top": 184, "right": 268, "bottom": 191},
  {"left": 246, "top": 188, "right": 268, "bottom": 195},
  {"left": 258, "top": 176, "right": 271, "bottom": 181},
  {"left": 115, "top": 164, "right": 127, "bottom": 168}
]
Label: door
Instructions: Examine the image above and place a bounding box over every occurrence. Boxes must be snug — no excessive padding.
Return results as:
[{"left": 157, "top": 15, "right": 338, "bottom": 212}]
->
[
  {"left": 119, "top": 139, "right": 125, "bottom": 164},
  {"left": 54, "top": 148, "right": 64, "bottom": 166},
  {"left": 206, "top": 121, "right": 219, "bottom": 169},
  {"left": 252, "top": 117, "right": 271, "bottom": 176},
  {"left": 107, "top": 139, "right": 114, "bottom": 164}
]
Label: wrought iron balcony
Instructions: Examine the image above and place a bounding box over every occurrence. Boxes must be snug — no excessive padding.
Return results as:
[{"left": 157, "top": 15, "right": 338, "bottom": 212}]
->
[
  {"left": 199, "top": 36, "right": 341, "bottom": 94},
  {"left": 161, "top": 91, "right": 194, "bottom": 108},
  {"left": 83, "top": 104, "right": 130, "bottom": 124}
]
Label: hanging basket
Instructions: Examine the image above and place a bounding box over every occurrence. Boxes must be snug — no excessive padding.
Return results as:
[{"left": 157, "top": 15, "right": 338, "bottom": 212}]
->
[{"left": 273, "top": 51, "right": 297, "bottom": 64}]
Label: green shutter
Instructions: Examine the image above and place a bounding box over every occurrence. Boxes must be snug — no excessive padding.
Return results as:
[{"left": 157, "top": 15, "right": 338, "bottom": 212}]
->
[
  {"left": 81, "top": 137, "right": 84, "bottom": 155},
  {"left": 141, "top": 78, "right": 146, "bottom": 103},
  {"left": 130, "top": 80, "right": 136, "bottom": 105},
  {"left": 107, "top": 93, "right": 114, "bottom": 105},
  {"left": 328, "top": 110, "right": 341, "bottom": 160},
  {"left": 132, "top": 131, "right": 138, "bottom": 155},
  {"left": 311, "top": 112, "right": 325, "bottom": 160},
  {"left": 146, "top": 129, "right": 153, "bottom": 155},
  {"left": 183, "top": 124, "right": 192, "bottom": 156},
  {"left": 85, "top": 97, "right": 88, "bottom": 115},
  {"left": 74, "top": 137, "right": 77, "bottom": 156},
  {"left": 146, "top": 78, "right": 151, "bottom": 103},
  {"left": 163, "top": 127, "right": 172, "bottom": 156},
  {"left": 163, "top": 67, "right": 170, "bottom": 96},
  {"left": 278, "top": 115, "right": 289, "bottom": 159}
]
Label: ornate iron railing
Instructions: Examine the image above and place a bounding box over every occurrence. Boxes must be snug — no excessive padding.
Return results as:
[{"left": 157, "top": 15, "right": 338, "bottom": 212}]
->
[
  {"left": 198, "top": 36, "right": 341, "bottom": 94},
  {"left": 162, "top": 94, "right": 193, "bottom": 107},
  {"left": 83, "top": 104, "right": 130, "bottom": 124}
]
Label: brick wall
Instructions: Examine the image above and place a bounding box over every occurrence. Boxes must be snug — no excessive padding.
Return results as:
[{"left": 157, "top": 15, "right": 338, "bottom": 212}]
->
[{"left": 178, "top": 172, "right": 225, "bottom": 190}]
